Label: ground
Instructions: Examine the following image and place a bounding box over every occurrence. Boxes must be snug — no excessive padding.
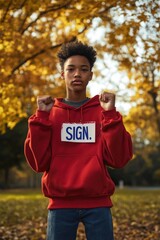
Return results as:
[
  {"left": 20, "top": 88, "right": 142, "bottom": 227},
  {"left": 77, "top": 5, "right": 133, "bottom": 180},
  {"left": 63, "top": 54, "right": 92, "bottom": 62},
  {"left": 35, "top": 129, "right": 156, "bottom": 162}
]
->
[{"left": 0, "top": 188, "right": 159, "bottom": 239}]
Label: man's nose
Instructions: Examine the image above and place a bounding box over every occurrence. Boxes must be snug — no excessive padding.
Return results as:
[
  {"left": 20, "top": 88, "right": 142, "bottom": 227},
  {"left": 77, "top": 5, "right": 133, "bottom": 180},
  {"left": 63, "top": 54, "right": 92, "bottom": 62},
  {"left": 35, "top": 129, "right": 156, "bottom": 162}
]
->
[{"left": 74, "top": 68, "right": 81, "bottom": 76}]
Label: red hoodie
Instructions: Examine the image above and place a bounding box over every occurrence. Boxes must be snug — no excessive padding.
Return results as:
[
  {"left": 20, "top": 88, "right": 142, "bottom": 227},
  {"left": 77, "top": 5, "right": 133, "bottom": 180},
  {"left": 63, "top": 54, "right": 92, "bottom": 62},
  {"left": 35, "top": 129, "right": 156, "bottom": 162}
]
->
[{"left": 24, "top": 95, "right": 133, "bottom": 209}]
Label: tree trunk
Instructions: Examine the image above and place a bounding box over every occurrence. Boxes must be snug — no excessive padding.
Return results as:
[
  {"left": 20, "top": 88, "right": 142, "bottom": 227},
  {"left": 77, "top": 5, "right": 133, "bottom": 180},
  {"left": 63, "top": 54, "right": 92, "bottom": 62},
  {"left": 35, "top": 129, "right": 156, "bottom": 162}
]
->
[{"left": 4, "top": 168, "right": 10, "bottom": 188}]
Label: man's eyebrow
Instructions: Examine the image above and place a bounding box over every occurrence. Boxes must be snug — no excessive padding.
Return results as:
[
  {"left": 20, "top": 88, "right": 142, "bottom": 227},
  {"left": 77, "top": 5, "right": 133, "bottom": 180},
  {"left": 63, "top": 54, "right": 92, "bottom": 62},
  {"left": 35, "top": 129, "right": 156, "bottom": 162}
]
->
[
  {"left": 66, "top": 64, "right": 74, "bottom": 67},
  {"left": 66, "top": 64, "right": 90, "bottom": 67},
  {"left": 81, "top": 65, "right": 90, "bottom": 68}
]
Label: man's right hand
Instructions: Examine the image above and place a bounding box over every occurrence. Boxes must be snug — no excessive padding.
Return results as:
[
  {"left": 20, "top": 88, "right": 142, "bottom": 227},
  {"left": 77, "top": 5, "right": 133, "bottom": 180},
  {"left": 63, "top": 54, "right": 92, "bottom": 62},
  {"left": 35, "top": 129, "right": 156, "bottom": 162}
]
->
[{"left": 37, "top": 96, "right": 54, "bottom": 112}]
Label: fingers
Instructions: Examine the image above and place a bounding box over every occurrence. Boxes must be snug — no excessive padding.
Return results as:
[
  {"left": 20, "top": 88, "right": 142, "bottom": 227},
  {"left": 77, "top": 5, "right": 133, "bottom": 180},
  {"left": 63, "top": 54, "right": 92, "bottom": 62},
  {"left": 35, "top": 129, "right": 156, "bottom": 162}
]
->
[
  {"left": 37, "top": 96, "right": 54, "bottom": 112},
  {"left": 99, "top": 92, "right": 115, "bottom": 102},
  {"left": 43, "top": 96, "right": 54, "bottom": 105},
  {"left": 37, "top": 96, "right": 54, "bottom": 105}
]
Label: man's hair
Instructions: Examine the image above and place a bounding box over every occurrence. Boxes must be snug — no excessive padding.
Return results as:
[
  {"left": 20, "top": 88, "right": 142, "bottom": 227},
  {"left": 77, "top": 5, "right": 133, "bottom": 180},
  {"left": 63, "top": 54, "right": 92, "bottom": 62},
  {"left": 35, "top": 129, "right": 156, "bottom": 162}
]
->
[{"left": 57, "top": 41, "right": 97, "bottom": 70}]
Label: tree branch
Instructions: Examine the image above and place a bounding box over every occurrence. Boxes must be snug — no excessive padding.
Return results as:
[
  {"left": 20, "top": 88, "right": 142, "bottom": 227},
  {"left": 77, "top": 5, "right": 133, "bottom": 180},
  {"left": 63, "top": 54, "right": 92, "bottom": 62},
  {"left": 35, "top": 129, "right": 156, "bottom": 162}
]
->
[
  {"left": 21, "top": 0, "right": 72, "bottom": 34},
  {"left": 18, "top": 12, "right": 30, "bottom": 32},
  {"left": 10, "top": 43, "right": 62, "bottom": 75},
  {"left": 17, "top": 0, "right": 29, "bottom": 31},
  {"left": 10, "top": 18, "right": 89, "bottom": 76},
  {"left": 10, "top": 36, "right": 77, "bottom": 76},
  {"left": 19, "top": 0, "right": 28, "bottom": 9},
  {"left": 1, "top": 0, "right": 12, "bottom": 23}
]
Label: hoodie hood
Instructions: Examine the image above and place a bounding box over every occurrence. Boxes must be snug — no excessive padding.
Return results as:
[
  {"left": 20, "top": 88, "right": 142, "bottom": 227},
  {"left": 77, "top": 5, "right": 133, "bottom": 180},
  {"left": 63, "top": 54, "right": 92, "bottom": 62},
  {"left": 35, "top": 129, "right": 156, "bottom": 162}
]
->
[
  {"left": 52, "top": 95, "right": 101, "bottom": 123},
  {"left": 54, "top": 95, "right": 100, "bottom": 110}
]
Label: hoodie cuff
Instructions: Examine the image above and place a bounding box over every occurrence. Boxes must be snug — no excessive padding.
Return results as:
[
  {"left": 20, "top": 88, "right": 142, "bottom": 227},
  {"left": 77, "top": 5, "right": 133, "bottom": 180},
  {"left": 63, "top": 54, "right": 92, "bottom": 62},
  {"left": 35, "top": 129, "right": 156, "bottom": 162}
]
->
[
  {"left": 102, "top": 108, "right": 118, "bottom": 120},
  {"left": 36, "top": 110, "right": 50, "bottom": 119}
]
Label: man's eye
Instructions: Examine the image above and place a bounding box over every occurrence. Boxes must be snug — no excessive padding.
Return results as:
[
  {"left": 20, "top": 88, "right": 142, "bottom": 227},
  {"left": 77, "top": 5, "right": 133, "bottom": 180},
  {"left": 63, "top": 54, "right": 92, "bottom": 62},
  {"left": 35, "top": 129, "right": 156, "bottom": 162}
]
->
[
  {"left": 82, "top": 69, "right": 88, "bottom": 72},
  {"left": 67, "top": 68, "right": 74, "bottom": 71}
]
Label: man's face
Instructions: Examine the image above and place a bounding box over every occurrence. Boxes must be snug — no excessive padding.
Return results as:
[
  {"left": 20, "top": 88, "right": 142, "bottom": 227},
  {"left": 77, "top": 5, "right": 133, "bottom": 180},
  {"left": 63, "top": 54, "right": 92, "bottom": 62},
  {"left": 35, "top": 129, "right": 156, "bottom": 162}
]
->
[{"left": 61, "top": 55, "right": 93, "bottom": 92}]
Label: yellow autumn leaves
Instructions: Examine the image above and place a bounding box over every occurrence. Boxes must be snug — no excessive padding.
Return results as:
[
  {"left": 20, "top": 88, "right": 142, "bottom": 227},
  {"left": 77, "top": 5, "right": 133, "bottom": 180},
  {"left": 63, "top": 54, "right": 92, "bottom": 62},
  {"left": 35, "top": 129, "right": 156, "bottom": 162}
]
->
[
  {"left": 0, "top": 83, "right": 27, "bottom": 133},
  {"left": 0, "top": 0, "right": 159, "bottom": 160}
]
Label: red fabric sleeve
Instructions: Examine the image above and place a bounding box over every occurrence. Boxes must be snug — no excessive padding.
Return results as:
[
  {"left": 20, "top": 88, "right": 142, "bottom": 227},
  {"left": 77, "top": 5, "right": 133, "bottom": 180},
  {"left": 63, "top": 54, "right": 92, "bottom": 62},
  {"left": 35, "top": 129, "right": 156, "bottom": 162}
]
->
[
  {"left": 101, "top": 108, "right": 133, "bottom": 168},
  {"left": 24, "top": 110, "right": 52, "bottom": 172}
]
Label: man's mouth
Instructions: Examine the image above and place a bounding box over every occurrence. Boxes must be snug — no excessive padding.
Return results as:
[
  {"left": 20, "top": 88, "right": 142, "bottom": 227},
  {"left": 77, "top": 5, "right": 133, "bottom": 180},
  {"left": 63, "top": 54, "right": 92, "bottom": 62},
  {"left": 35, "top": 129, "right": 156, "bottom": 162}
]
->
[{"left": 72, "top": 80, "right": 83, "bottom": 85}]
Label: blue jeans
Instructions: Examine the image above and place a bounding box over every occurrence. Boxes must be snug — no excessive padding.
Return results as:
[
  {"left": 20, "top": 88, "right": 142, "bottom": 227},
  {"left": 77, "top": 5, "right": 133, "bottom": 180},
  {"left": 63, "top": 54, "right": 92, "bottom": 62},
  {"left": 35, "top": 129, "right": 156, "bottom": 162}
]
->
[{"left": 47, "top": 207, "right": 114, "bottom": 240}]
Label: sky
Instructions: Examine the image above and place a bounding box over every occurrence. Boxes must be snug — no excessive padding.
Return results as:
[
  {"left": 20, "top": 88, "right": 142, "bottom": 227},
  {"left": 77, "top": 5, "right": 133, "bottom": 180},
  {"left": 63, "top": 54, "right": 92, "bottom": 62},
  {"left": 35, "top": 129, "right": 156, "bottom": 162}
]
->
[
  {"left": 86, "top": 24, "right": 133, "bottom": 114},
  {"left": 88, "top": 69, "right": 133, "bottom": 114},
  {"left": 85, "top": 0, "right": 159, "bottom": 113}
]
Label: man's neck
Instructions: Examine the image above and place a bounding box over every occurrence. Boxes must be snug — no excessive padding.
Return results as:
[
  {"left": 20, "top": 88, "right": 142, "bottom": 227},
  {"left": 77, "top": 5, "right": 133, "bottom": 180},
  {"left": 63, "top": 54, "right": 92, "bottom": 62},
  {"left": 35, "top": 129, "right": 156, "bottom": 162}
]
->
[{"left": 66, "top": 92, "right": 87, "bottom": 102}]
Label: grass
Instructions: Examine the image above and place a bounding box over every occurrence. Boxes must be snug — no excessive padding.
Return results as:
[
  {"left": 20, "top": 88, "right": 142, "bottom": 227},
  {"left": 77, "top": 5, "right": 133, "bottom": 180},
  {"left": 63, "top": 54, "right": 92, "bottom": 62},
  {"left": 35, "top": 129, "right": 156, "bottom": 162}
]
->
[
  {"left": 112, "top": 188, "right": 160, "bottom": 240},
  {"left": 0, "top": 188, "right": 160, "bottom": 240}
]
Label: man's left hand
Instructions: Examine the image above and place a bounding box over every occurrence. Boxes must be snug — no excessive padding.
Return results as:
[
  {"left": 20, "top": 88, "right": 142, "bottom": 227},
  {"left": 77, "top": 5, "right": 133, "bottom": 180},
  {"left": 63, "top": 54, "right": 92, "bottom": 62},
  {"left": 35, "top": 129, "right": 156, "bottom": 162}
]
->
[{"left": 99, "top": 92, "right": 115, "bottom": 111}]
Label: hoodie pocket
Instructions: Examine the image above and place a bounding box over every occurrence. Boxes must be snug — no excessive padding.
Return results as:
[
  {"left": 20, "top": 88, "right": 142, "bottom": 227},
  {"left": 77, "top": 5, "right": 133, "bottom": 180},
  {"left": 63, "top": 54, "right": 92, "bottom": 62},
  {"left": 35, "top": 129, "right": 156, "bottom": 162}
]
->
[{"left": 42, "top": 154, "right": 114, "bottom": 198}]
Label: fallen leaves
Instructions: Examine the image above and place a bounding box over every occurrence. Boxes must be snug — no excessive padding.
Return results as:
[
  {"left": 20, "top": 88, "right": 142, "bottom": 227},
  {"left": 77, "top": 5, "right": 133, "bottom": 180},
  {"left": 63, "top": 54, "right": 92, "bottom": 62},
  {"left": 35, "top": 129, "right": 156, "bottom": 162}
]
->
[
  {"left": 0, "top": 188, "right": 159, "bottom": 239},
  {"left": 111, "top": 189, "right": 160, "bottom": 240}
]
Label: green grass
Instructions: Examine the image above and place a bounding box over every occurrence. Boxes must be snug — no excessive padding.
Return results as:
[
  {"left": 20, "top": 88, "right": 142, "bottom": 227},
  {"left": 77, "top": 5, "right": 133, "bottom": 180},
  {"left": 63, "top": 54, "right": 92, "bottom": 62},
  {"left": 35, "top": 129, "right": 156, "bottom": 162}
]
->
[
  {"left": 0, "top": 188, "right": 44, "bottom": 200},
  {"left": 0, "top": 188, "right": 160, "bottom": 240}
]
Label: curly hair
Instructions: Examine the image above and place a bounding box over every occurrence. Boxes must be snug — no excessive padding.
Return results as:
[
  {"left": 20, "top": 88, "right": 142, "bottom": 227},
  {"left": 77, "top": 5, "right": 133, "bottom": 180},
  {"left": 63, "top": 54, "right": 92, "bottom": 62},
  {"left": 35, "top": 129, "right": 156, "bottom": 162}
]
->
[{"left": 57, "top": 41, "right": 97, "bottom": 70}]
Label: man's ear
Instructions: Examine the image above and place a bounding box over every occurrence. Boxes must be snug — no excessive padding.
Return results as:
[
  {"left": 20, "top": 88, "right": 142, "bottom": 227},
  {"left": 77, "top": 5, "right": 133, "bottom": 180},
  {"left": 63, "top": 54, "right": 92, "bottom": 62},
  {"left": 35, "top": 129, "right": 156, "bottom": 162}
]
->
[
  {"left": 61, "top": 71, "right": 64, "bottom": 79},
  {"left": 89, "top": 72, "right": 93, "bottom": 81}
]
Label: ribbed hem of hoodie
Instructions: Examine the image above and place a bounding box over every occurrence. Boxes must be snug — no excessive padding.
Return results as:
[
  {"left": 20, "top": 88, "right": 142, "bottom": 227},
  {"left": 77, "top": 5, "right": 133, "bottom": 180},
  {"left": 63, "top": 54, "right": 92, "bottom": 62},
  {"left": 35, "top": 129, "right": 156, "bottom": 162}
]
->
[{"left": 47, "top": 196, "right": 113, "bottom": 209}]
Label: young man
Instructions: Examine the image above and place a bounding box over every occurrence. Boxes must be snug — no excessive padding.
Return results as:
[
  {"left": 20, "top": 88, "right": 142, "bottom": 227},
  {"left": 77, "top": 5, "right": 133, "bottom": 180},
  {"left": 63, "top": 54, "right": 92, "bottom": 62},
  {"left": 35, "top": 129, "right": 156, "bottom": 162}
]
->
[{"left": 24, "top": 41, "right": 133, "bottom": 240}]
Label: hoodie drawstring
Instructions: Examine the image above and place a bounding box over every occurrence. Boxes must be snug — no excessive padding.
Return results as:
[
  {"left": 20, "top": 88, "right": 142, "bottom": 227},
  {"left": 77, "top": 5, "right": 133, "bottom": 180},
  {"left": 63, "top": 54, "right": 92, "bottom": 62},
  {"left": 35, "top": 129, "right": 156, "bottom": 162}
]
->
[
  {"left": 67, "top": 109, "right": 70, "bottom": 122},
  {"left": 67, "top": 107, "right": 83, "bottom": 123},
  {"left": 80, "top": 107, "right": 83, "bottom": 122}
]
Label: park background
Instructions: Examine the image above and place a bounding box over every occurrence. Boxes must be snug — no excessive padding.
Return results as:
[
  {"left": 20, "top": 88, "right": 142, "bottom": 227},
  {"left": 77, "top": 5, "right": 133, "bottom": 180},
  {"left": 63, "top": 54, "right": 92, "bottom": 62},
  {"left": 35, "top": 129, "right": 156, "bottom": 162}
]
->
[{"left": 0, "top": 0, "right": 159, "bottom": 239}]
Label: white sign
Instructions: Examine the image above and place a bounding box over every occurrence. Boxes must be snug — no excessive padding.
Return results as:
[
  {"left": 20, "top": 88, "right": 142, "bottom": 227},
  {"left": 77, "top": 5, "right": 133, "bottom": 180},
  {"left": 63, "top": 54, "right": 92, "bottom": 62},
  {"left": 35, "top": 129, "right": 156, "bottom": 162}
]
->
[{"left": 61, "top": 123, "right": 95, "bottom": 143}]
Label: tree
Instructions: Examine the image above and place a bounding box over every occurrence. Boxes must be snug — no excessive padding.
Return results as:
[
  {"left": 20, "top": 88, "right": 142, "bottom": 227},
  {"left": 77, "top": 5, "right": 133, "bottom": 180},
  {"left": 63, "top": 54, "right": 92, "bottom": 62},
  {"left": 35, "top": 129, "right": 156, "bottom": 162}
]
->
[
  {"left": 81, "top": 0, "right": 159, "bottom": 181},
  {"left": 0, "top": 0, "right": 117, "bottom": 133},
  {"left": 0, "top": 119, "right": 28, "bottom": 188},
  {"left": 89, "top": 0, "right": 160, "bottom": 154},
  {"left": 0, "top": 0, "right": 159, "bottom": 186}
]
